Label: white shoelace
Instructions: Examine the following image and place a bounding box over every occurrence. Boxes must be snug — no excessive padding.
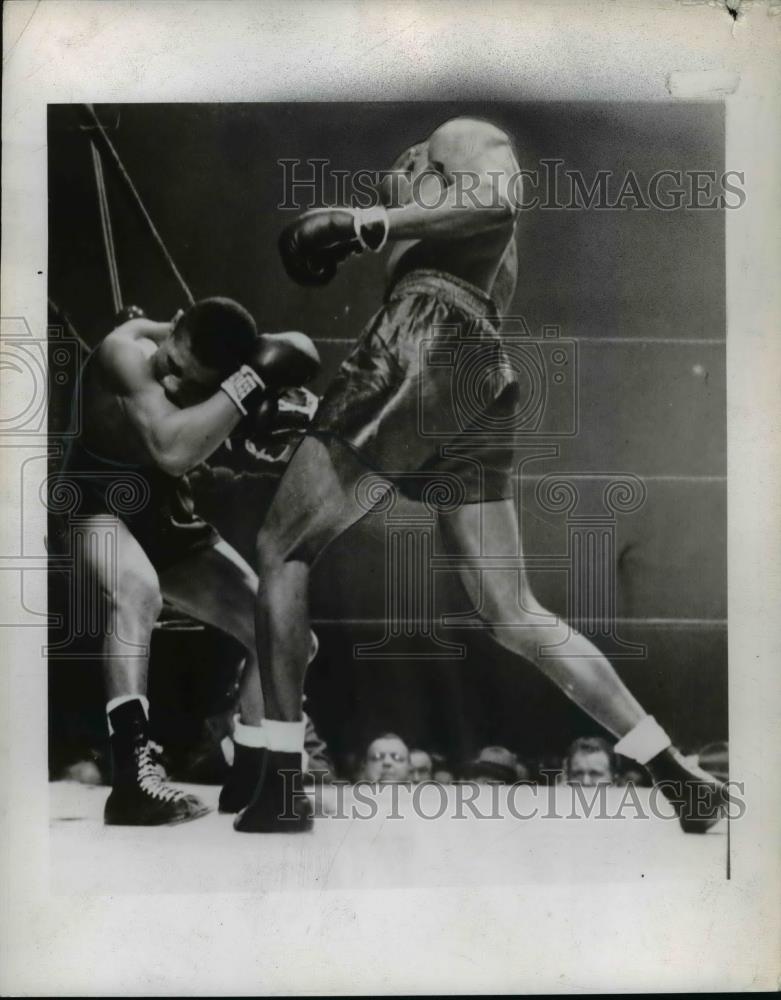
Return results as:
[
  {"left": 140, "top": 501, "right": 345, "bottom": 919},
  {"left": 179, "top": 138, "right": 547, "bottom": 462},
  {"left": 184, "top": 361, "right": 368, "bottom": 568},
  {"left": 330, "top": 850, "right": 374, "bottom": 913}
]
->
[
  {"left": 145, "top": 741, "right": 168, "bottom": 780},
  {"left": 136, "top": 743, "right": 187, "bottom": 803}
]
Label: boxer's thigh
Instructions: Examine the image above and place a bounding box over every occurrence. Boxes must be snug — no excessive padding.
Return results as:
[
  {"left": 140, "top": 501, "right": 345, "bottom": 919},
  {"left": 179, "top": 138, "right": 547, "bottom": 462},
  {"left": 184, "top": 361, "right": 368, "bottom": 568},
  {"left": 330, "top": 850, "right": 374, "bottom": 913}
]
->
[
  {"left": 77, "top": 513, "right": 161, "bottom": 608},
  {"left": 258, "top": 433, "right": 390, "bottom": 566},
  {"left": 438, "top": 498, "right": 546, "bottom": 622}
]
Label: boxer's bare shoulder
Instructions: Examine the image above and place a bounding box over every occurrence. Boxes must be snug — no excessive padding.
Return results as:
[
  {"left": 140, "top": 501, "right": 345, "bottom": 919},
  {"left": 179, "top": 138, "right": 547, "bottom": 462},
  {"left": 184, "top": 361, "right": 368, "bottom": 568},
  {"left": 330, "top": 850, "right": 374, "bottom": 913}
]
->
[
  {"left": 83, "top": 324, "right": 173, "bottom": 463},
  {"left": 97, "top": 329, "right": 154, "bottom": 386},
  {"left": 90, "top": 319, "right": 169, "bottom": 394}
]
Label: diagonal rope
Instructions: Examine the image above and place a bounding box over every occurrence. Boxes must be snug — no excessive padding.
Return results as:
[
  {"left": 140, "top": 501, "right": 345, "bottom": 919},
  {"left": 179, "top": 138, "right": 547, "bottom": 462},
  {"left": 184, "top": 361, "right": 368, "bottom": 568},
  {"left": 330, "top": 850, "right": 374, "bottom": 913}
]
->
[
  {"left": 90, "top": 140, "right": 123, "bottom": 314},
  {"left": 47, "top": 296, "right": 89, "bottom": 352},
  {"left": 83, "top": 103, "right": 195, "bottom": 306}
]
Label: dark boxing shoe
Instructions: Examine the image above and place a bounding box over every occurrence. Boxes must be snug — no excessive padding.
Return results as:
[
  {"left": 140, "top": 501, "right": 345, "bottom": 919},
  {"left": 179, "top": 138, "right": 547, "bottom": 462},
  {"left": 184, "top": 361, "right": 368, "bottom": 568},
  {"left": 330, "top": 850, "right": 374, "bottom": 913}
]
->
[
  {"left": 233, "top": 750, "right": 314, "bottom": 833},
  {"left": 647, "top": 746, "right": 726, "bottom": 834},
  {"left": 104, "top": 700, "right": 210, "bottom": 827},
  {"left": 219, "top": 743, "right": 265, "bottom": 814}
]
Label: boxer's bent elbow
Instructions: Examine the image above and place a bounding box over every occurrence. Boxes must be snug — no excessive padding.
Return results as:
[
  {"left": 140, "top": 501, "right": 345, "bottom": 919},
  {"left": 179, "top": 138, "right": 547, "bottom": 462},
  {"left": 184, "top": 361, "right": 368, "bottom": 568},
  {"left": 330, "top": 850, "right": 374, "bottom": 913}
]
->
[{"left": 145, "top": 443, "right": 193, "bottom": 478}]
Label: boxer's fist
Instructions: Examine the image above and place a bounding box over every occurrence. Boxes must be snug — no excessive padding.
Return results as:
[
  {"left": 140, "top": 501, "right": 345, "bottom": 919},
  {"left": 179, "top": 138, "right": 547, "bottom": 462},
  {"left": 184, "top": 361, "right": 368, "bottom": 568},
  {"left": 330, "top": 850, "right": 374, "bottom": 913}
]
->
[
  {"left": 250, "top": 331, "right": 321, "bottom": 389},
  {"left": 278, "top": 209, "right": 362, "bottom": 286}
]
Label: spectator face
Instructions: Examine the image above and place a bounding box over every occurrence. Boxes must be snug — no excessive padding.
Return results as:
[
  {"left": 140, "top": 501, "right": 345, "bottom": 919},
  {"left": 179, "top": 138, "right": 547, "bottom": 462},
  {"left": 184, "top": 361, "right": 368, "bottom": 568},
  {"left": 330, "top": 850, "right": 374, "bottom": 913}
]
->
[
  {"left": 433, "top": 768, "right": 454, "bottom": 784},
  {"left": 409, "top": 750, "right": 433, "bottom": 783},
  {"left": 567, "top": 750, "right": 614, "bottom": 786},
  {"left": 364, "top": 736, "right": 410, "bottom": 783}
]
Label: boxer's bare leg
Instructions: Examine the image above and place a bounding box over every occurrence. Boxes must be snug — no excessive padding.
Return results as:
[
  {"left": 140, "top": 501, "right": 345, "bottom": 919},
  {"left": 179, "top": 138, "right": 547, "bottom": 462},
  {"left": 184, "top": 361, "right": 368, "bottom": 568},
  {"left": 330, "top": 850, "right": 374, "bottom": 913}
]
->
[
  {"left": 438, "top": 499, "right": 647, "bottom": 736},
  {"left": 439, "top": 498, "right": 726, "bottom": 830},
  {"left": 80, "top": 516, "right": 162, "bottom": 701},
  {"left": 255, "top": 435, "right": 390, "bottom": 722},
  {"left": 159, "top": 539, "right": 262, "bottom": 723},
  {"left": 233, "top": 436, "right": 388, "bottom": 830},
  {"left": 80, "top": 515, "right": 209, "bottom": 824}
]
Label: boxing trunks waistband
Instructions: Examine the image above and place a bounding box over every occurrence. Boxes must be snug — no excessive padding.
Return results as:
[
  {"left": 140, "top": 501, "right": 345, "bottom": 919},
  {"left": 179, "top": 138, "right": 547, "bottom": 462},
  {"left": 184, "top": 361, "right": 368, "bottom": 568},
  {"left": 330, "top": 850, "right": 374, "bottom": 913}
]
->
[
  {"left": 54, "top": 438, "right": 219, "bottom": 570},
  {"left": 386, "top": 268, "right": 498, "bottom": 322}
]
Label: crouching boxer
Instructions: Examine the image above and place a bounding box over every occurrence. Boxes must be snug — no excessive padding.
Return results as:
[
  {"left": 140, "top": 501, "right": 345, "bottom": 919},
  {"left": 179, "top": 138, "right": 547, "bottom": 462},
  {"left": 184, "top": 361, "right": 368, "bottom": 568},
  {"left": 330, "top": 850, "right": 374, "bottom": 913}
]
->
[
  {"left": 58, "top": 297, "right": 319, "bottom": 825},
  {"left": 235, "top": 116, "right": 725, "bottom": 834}
]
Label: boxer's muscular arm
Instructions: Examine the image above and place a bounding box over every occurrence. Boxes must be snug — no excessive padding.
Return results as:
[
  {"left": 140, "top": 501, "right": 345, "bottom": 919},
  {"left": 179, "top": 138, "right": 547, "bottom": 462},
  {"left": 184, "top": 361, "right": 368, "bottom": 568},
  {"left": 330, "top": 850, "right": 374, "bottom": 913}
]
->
[
  {"left": 116, "top": 317, "right": 178, "bottom": 344},
  {"left": 98, "top": 333, "right": 241, "bottom": 476},
  {"left": 385, "top": 118, "right": 521, "bottom": 241}
]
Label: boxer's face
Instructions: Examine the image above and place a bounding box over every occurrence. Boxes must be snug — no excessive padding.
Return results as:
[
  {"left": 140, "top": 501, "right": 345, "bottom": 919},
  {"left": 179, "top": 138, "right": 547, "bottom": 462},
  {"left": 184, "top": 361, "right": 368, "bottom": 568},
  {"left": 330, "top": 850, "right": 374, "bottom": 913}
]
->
[
  {"left": 154, "top": 329, "right": 219, "bottom": 407},
  {"left": 364, "top": 736, "right": 410, "bottom": 783}
]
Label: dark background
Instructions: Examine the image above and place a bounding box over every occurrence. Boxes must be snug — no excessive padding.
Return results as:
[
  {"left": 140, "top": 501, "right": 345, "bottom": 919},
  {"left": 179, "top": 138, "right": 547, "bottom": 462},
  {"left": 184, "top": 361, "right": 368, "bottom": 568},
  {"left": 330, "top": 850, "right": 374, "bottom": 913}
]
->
[{"left": 47, "top": 102, "right": 726, "bottom": 770}]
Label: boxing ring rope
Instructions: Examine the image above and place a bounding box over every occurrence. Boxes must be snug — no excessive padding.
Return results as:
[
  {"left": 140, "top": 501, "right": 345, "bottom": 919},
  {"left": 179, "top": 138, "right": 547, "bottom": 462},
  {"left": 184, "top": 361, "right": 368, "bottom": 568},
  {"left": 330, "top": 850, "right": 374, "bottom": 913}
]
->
[
  {"left": 90, "top": 140, "right": 123, "bottom": 314},
  {"left": 82, "top": 103, "right": 196, "bottom": 307},
  {"left": 47, "top": 296, "right": 89, "bottom": 353}
]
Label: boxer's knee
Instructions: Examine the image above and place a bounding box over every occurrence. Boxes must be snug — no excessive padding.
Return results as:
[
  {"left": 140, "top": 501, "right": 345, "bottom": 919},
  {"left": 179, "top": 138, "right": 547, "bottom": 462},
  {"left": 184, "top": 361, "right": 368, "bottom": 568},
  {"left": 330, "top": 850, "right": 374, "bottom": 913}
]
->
[
  {"left": 477, "top": 586, "right": 557, "bottom": 659},
  {"left": 486, "top": 616, "right": 557, "bottom": 661},
  {"left": 112, "top": 558, "right": 163, "bottom": 628}
]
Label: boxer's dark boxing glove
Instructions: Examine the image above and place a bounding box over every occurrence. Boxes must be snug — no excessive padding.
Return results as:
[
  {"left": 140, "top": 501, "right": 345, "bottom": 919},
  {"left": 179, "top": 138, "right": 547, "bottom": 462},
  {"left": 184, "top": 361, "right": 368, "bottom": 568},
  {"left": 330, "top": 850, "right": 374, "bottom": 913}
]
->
[
  {"left": 231, "top": 392, "right": 280, "bottom": 443},
  {"left": 250, "top": 331, "right": 320, "bottom": 388},
  {"left": 278, "top": 207, "right": 389, "bottom": 286},
  {"left": 220, "top": 332, "right": 320, "bottom": 417}
]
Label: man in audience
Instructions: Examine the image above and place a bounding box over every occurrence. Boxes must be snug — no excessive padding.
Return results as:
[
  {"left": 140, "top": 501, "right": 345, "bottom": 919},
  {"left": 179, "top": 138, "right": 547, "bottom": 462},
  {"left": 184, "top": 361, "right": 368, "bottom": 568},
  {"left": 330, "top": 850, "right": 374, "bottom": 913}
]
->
[
  {"left": 362, "top": 732, "right": 411, "bottom": 784},
  {"left": 564, "top": 736, "right": 617, "bottom": 787},
  {"left": 616, "top": 763, "right": 651, "bottom": 787},
  {"left": 431, "top": 754, "right": 455, "bottom": 785},
  {"left": 409, "top": 749, "right": 433, "bottom": 783},
  {"left": 461, "top": 745, "right": 520, "bottom": 784}
]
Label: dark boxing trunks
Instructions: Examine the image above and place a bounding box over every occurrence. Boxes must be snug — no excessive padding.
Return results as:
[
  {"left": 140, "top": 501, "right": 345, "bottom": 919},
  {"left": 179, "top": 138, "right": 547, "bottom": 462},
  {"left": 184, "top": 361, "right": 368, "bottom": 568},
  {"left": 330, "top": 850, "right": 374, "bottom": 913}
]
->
[
  {"left": 310, "top": 269, "right": 522, "bottom": 503},
  {"left": 55, "top": 438, "right": 219, "bottom": 571}
]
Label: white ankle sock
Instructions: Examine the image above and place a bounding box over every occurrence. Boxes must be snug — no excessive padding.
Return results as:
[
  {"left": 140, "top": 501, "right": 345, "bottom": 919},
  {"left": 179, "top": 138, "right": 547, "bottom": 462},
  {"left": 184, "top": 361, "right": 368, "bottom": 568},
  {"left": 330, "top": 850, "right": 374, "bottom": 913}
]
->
[
  {"left": 233, "top": 715, "right": 267, "bottom": 749},
  {"left": 263, "top": 718, "right": 306, "bottom": 753},
  {"left": 106, "top": 695, "right": 149, "bottom": 735},
  {"left": 614, "top": 715, "right": 672, "bottom": 765}
]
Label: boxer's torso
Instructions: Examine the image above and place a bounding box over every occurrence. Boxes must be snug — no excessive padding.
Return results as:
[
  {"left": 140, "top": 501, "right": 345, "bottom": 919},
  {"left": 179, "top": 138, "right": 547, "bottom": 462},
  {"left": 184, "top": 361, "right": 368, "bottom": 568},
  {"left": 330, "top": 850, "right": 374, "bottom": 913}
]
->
[
  {"left": 383, "top": 127, "right": 519, "bottom": 313},
  {"left": 80, "top": 335, "right": 161, "bottom": 466}
]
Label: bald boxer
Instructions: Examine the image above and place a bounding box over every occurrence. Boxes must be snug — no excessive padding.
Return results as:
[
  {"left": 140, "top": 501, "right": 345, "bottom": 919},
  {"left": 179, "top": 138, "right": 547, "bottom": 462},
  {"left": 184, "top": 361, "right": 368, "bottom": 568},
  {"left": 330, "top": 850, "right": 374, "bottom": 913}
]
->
[
  {"left": 235, "top": 117, "right": 723, "bottom": 833},
  {"left": 60, "top": 298, "right": 319, "bottom": 825}
]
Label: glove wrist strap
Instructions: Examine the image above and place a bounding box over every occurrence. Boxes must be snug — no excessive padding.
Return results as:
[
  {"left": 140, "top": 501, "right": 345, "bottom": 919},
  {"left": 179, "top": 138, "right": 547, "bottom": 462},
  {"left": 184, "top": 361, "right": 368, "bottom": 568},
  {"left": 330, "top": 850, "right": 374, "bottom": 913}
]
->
[
  {"left": 220, "top": 365, "right": 266, "bottom": 416},
  {"left": 353, "top": 205, "right": 389, "bottom": 253}
]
